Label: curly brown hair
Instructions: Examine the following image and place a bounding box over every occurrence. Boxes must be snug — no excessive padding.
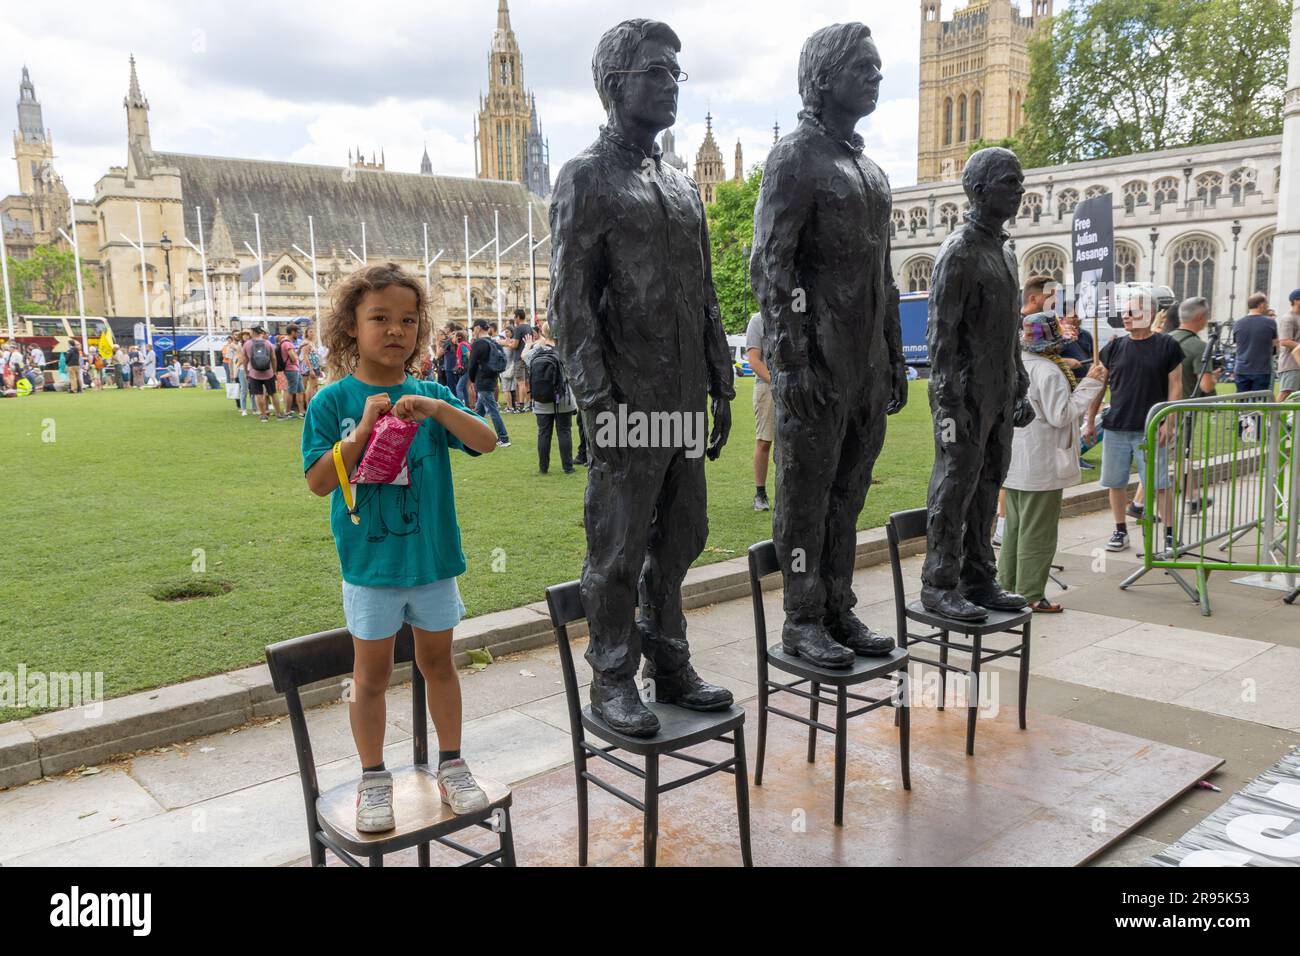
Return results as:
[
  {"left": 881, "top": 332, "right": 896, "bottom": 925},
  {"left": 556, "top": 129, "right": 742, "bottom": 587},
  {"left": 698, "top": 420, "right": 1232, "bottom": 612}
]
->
[{"left": 321, "top": 261, "right": 431, "bottom": 381}]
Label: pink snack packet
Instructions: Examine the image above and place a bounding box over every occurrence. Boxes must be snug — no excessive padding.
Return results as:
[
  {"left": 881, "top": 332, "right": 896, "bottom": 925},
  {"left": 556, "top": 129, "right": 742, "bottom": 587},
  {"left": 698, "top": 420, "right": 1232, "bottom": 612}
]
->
[{"left": 352, "top": 413, "right": 419, "bottom": 485}]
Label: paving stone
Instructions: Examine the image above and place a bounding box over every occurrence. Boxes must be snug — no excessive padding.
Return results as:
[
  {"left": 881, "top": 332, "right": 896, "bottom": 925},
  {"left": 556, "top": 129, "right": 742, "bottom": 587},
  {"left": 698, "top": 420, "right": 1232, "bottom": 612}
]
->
[
  {"left": 1036, "top": 645, "right": 1223, "bottom": 704},
  {"left": 1096, "top": 622, "right": 1272, "bottom": 671},
  {"left": 1173, "top": 645, "right": 1300, "bottom": 731}
]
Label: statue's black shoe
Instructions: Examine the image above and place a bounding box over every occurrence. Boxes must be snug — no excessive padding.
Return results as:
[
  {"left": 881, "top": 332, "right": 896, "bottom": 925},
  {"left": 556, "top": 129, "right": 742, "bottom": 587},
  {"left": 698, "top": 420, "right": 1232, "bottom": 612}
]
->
[
  {"left": 826, "top": 613, "right": 895, "bottom": 656},
  {"left": 590, "top": 676, "right": 659, "bottom": 738},
  {"left": 962, "top": 584, "right": 1029, "bottom": 611},
  {"left": 781, "top": 621, "right": 855, "bottom": 669},
  {"left": 644, "top": 662, "right": 733, "bottom": 711},
  {"left": 920, "top": 585, "right": 988, "bottom": 622}
]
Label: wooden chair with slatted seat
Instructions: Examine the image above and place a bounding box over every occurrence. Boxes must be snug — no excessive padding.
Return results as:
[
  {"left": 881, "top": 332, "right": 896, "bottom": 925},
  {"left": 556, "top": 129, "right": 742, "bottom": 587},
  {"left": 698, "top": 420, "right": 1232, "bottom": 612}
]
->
[
  {"left": 886, "top": 507, "right": 1033, "bottom": 756},
  {"left": 544, "top": 580, "right": 753, "bottom": 867},
  {"left": 746, "top": 539, "right": 911, "bottom": 827},
  {"left": 265, "top": 623, "right": 515, "bottom": 868}
]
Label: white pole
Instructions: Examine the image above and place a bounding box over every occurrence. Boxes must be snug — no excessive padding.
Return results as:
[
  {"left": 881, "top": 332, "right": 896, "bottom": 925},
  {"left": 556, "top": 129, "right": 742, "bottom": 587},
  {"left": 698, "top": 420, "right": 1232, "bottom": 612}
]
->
[
  {"left": 308, "top": 216, "right": 319, "bottom": 326},
  {"left": 255, "top": 213, "right": 266, "bottom": 319},
  {"left": 424, "top": 222, "right": 431, "bottom": 297},
  {"left": 137, "top": 202, "right": 152, "bottom": 346},
  {"left": 0, "top": 214, "right": 12, "bottom": 339},
  {"left": 57, "top": 216, "right": 87, "bottom": 353},
  {"left": 465, "top": 215, "right": 472, "bottom": 325},
  {"left": 494, "top": 209, "right": 502, "bottom": 327},
  {"left": 361, "top": 221, "right": 367, "bottom": 266},
  {"left": 196, "top": 206, "right": 214, "bottom": 368},
  {"left": 528, "top": 203, "right": 535, "bottom": 324}
]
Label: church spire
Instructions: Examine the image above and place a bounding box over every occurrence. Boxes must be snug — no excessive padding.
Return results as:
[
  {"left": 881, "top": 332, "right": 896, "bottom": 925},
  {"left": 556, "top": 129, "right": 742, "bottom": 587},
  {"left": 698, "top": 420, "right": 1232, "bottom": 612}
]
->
[
  {"left": 125, "top": 54, "right": 148, "bottom": 109},
  {"left": 124, "top": 54, "right": 152, "bottom": 164},
  {"left": 420, "top": 142, "right": 432, "bottom": 175},
  {"left": 17, "top": 65, "right": 45, "bottom": 145},
  {"left": 208, "top": 199, "right": 237, "bottom": 264},
  {"left": 497, "top": 0, "right": 512, "bottom": 32}
]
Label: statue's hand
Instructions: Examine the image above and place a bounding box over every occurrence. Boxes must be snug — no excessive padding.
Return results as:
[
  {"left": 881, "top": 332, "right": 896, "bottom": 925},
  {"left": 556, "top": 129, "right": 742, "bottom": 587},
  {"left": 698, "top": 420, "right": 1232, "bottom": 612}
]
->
[
  {"left": 1012, "top": 396, "right": 1036, "bottom": 428},
  {"left": 706, "top": 395, "right": 732, "bottom": 461},
  {"left": 887, "top": 363, "right": 909, "bottom": 416},
  {"left": 775, "top": 365, "right": 824, "bottom": 422}
]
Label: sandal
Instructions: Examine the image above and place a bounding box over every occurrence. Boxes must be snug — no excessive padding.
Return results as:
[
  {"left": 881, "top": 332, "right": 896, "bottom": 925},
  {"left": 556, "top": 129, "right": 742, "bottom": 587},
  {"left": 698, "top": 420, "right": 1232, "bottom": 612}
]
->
[{"left": 1032, "top": 598, "right": 1063, "bottom": 613}]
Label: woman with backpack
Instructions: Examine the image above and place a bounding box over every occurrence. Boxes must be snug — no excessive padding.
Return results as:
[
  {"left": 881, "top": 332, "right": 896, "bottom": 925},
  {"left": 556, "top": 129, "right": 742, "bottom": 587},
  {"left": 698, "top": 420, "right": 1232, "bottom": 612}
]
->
[{"left": 522, "top": 322, "right": 576, "bottom": 474}]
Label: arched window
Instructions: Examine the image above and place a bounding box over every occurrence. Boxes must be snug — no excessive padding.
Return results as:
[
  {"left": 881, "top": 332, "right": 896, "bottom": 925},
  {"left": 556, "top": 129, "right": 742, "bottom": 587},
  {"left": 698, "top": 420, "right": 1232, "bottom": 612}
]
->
[
  {"left": 903, "top": 256, "right": 935, "bottom": 293},
  {"left": 1115, "top": 240, "right": 1141, "bottom": 284},
  {"left": 499, "top": 57, "right": 508, "bottom": 86},
  {"left": 1153, "top": 177, "right": 1178, "bottom": 211},
  {"left": 943, "top": 98, "right": 953, "bottom": 146},
  {"left": 939, "top": 203, "right": 960, "bottom": 230},
  {"left": 972, "top": 91, "right": 982, "bottom": 141},
  {"left": 278, "top": 268, "right": 295, "bottom": 288},
  {"left": 1169, "top": 236, "right": 1217, "bottom": 302},
  {"left": 1019, "top": 192, "right": 1043, "bottom": 223},
  {"left": 891, "top": 208, "right": 906, "bottom": 236},
  {"left": 1195, "top": 172, "right": 1223, "bottom": 204},
  {"left": 1250, "top": 231, "right": 1273, "bottom": 298},
  {"left": 1024, "top": 246, "right": 1067, "bottom": 283},
  {"left": 1122, "top": 180, "right": 1148, "bottom": 214},
  {"left": 1228, "top": 166, "right": 1257, "bottom": 205},
  {"left": 1056, "top": 188, "right": 1079, "bottom": 218},
  {"left": 909, "top": 207, "right": 928, "bottom": 234},
  {"left": 958, "top": 95, "right": 967, "bottom": 142},
  {"left": 1084, "top": 184, "right": 1108, "bottom": 200}
]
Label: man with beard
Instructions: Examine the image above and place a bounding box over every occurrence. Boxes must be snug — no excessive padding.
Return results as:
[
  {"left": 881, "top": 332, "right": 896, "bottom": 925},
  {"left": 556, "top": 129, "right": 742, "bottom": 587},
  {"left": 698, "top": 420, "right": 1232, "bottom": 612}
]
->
[
  {"left": 750, "top": 22, "right": 909, "bottom": 668},
  {"left": 548, "top": 19, "right": 735, "bottom": 736}
]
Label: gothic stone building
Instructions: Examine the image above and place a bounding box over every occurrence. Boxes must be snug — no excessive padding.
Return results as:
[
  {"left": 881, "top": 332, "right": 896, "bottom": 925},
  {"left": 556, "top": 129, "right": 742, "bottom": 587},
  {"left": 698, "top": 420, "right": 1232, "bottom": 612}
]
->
[
  {"left": 917, "top": 0, "right": 1052, "bottom": 184},
  {"left": 475, "top": 0, "right": 550, "bottom": 198},
  {"left": 890, "top": 135, "right": 1285, "bottom": 327}
]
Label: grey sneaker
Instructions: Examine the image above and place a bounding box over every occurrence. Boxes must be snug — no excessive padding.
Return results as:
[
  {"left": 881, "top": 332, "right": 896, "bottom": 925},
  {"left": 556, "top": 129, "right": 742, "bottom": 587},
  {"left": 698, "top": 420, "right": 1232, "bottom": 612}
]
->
[
  {"left": 356, "top": 770, "right": 395, "bottom": 833},
  {"left": 437, "top": 758, "right": 490, "bottom": 815},
  {"left": 752, "top": 493, "right": 770, "bottom": 512}
]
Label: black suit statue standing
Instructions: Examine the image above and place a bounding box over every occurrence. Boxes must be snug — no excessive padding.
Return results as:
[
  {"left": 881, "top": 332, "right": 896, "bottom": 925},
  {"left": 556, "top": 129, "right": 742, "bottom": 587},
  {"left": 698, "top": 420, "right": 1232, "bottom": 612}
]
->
[
  {"left": 751, "top": 22, "right": 909, "bottom": 669},
  {"left": 549, "top": 19, "right": 735, "bottom": 737},
  {"left": 921, "top": 146, "right": 1035, "bottom": 622}
]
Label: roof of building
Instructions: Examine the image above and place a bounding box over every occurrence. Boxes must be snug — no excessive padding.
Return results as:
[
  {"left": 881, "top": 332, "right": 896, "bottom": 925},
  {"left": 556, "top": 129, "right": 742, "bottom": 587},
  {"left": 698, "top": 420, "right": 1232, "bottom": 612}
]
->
[{"left": 152, "top": 151, "right": 549, "bottom": 263}]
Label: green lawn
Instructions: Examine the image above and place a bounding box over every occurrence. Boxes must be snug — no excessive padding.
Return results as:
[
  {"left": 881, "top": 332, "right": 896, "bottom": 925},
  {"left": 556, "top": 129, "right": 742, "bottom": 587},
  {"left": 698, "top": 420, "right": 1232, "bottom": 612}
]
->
[{"left": 2, "top": 378, "right": 947, "bottom": 720}]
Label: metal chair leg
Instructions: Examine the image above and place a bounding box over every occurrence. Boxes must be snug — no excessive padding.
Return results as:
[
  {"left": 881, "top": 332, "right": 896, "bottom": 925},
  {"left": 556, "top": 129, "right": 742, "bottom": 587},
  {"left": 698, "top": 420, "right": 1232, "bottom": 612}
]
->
[
  {"left": 733, "top": 726, "right": 753, "bottom": 867},
  {"left": 643, "top": 754, "right": 659, "bottom": 868},
  {"left": 833, "top": 686, "right": 848, "bottom": 826},
  {"left": 899, "top": 680, "right": 911, "bottom": 791},
  {"left": 499, "top": 808, "right": 517, "bottom": 867},
  {"left": 1019, "top": 620, "right": 1031, "bottom": 731},
  {"left": 755, "top": 680, "right": 769, "bottom": 787},
  {"left": 576, "top": 751, "right": 590, "bottom": 867},
  {"left": 966, "top": 633, "right": 982, "bottom": 757},
  {"left": 938, "top": 633, "right": 949, "bottom": 711},
  {"left": 418, "top": 842, "right": 430, "bottom": 867},
  {"left": 808, "top": 680, "right": 821, "bottom": 762},
  {"left": 369, "top": 852, "right": 384, "bottom": 867}
]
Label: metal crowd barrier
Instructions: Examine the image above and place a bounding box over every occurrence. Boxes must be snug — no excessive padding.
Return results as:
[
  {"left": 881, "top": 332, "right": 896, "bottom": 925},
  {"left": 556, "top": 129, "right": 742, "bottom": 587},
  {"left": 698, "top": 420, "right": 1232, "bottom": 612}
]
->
[{"left": 1120, "top": 390, "right": 1299, "bottom": 615}]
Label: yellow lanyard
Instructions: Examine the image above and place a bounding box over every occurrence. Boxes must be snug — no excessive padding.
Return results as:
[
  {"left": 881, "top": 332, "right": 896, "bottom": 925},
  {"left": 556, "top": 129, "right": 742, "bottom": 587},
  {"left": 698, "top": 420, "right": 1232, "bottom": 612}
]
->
[{"left": 332, "top": 441, "right": 360, "bottom": 524}]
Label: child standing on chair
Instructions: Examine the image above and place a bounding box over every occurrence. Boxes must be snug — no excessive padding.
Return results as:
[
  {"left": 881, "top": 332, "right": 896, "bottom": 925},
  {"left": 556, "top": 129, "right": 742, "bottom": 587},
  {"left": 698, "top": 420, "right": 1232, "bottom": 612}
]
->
[{"left": 302, "top": 262, "right": 499, "bottom": 833}]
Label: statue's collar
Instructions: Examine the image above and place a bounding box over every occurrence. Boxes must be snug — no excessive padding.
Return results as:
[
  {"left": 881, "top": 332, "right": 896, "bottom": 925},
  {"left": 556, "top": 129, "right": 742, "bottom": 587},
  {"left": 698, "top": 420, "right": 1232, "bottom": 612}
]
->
[
  {"left": 964, "top": 209, "right": 1010, "bottom": 242},
  {"left": 797, "top": 110, "right": 864, "bottom": 155},
  {"left": 600, "top": 124, "right": 663, "bottom": 163}
]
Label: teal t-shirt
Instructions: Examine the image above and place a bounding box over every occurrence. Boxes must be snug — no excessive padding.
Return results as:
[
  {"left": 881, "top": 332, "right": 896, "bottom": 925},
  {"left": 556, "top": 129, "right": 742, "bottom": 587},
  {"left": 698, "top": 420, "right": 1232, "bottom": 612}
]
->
[{"left": 302, "top": 374, "right": 483, "bottom": 588}]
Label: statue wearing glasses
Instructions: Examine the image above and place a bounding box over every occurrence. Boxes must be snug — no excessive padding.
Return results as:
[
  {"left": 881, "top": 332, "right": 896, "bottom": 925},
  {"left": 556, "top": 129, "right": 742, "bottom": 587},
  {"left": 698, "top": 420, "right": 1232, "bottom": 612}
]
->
[
  {"left": 750, "top": 22, "right": 908, "bottom": 668},
  {"left": 549, "top": 19, "right": 735, "bottom": 736}
]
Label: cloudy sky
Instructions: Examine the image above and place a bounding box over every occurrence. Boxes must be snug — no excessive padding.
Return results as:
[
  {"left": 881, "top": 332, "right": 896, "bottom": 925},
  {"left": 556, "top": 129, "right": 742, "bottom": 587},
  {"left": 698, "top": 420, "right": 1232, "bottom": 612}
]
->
[{"left": 0, "top": 0, "right": 1001, "bottom": 202}]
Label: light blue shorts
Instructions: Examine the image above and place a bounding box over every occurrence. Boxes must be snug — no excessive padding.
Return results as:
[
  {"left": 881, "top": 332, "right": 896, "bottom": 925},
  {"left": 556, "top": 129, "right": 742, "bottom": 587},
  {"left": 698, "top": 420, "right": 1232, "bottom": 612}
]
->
[
  {"left": 1101, "top": 428, "right": 1170, "bottom": 491},
  {"left": 342, "top": 577, "right": 466, "bottom": 640}
]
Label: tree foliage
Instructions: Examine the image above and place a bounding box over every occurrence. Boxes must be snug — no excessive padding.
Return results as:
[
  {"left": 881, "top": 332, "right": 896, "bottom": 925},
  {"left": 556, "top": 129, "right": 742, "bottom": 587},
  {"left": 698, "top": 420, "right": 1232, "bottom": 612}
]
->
[
  {"left": 4, "top": 244, "right": 96, "bottom": 314},
  {"left": 1019, "top": 0, "right": 1289, "bottom": 167},
  {"left": 706, "top": 165, "right": 764, "bottom": 335}
]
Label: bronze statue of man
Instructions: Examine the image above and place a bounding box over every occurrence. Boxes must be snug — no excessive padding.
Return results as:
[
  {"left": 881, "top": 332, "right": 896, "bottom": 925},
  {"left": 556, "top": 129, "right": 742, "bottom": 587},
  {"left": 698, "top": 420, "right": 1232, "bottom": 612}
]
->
[
  {"left": 548, "top": 19, "right": 735, "bottom": 736},
  {"left": 751, "top": 22, "right": 908, "bottom": 669},
  {"left": 921, "top": 146, "right": 1035, "bottom": 622}
]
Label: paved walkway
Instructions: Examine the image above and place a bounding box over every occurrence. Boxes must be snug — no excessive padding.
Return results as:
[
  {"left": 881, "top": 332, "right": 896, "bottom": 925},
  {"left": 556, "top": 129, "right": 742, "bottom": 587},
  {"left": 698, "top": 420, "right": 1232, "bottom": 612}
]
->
[{"left": 3, "top": 510, "right": 1298, "bottom": 866}]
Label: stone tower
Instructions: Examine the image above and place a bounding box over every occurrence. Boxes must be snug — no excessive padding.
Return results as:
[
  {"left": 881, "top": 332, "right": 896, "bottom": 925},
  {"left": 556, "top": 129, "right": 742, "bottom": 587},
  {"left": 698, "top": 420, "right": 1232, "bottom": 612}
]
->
[
  {"left": 206, "top": 199, "right": 242, "bottom": 326},
  {"left": 660, "top": 129, "right": 687, "bottom": 173},
  {"left": 524, "top": 92, "right": 550, "bottom": 198},
  {"left": 916, "top": 0, "right": 1052, "bottom": 183},
  {"left": 476, "top": 0, "right": 548, "bottom": 196},
  {"left": 734, "top": 139, "right": 744, "bottom": 182},
  {"left": 694, "top": 113, "right": 726, "bottom": 204},
  {"left": 124, "top": 54, "right": 153, "bottom": 176},
  {"left": 11, "top": 66, "right": 69, "bottom": 243}
]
